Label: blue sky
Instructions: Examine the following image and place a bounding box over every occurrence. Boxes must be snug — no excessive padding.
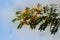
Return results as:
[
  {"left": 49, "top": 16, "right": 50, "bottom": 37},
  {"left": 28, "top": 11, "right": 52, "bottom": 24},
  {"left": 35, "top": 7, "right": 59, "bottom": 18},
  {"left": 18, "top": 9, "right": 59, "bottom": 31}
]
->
[{"left": 0, "top": 0, "right": 60, "bottom": 40}]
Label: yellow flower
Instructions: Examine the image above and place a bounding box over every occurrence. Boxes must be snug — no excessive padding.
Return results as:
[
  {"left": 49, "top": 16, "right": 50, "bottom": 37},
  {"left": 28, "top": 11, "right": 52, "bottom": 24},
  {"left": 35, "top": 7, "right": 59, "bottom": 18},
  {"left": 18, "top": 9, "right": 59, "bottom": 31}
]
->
[
  {"left": 37, "top": 3, "right": 41, "bottom": 8},
  {"left": 23, "top": 10, "right": 30, "bottom": 14},
  {"left": 21, "top": 20, "right": 29, "bottom": 25},
  {"left": 30, "top": 15, "right": 38, "bottom": 19},
  {"left": 37, "top": 10, "right": 43, "bottom": 14},
  {"left": 31, "top": 8, "right": 37, "bottom": 11},
  {"left": 40, "top": 11, "right": 43, "bottom": 14},
  {"left": 37, "top": 3, "right": 42, "bottom": 11}
]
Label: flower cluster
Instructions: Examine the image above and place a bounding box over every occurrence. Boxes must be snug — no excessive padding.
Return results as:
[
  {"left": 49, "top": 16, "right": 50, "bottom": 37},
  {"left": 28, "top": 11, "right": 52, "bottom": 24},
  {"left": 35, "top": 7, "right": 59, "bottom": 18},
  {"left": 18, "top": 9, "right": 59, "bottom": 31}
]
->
[{"left": 12, "top": 3, "right": 60, "bottom": 35}]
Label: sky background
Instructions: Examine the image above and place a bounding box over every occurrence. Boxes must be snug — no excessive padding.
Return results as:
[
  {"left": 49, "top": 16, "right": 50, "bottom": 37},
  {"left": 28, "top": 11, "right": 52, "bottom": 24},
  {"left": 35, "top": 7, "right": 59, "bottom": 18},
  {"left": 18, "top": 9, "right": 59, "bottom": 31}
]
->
[{"left": 0, "top": 0, "right": 60, "bottom": 40}]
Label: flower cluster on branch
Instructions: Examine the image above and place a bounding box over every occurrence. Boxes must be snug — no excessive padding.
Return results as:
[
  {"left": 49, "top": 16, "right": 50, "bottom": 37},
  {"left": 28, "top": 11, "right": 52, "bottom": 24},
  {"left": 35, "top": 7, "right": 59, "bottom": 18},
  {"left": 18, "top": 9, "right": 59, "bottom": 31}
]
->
[{"left": 12, "top": 3, "right": 60, "bottom": 35}]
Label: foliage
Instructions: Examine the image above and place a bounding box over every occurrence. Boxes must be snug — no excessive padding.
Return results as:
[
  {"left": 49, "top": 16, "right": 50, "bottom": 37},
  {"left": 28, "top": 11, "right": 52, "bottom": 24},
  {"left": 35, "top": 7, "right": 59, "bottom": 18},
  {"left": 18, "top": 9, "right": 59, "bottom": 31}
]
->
[{"left": 12, "top": 3, "right": 60, "bottom": 35}]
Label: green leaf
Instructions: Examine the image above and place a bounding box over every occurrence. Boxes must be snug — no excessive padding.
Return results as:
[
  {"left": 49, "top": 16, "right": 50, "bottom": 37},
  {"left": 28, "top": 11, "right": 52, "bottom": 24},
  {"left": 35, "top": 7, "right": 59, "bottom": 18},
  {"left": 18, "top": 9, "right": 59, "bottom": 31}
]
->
[
  {"left": 54, "top": 20, "right": 58, "bottom": 26},
  {"left": 51, "top": 20, "right": 54, "bottom": 26},
  {"left": 16, "top": 16, "right": 21, "bottom": 20},
  {"left": 12, "top": 18, "right": 17, "bottom": 23},
  {"left": 23, "top": 14, "right": 30, "bottom": 20},
  {"left": 17, "top": 23, "right": 24, "bottom": 29},
  {"left": 43, "top": 7, "right": 46, "bottom": 13},
  {"left": 43, "top": 5, "right": 49, "bottom": 13},
  {"left": 38, "top": 24, "right": 43, "bottom": 31},
  {"left": 54, "top": 9, "right": 57, "bottom": 13},
  {"left": 12, "top": 16, "right": 21, "bottom": 23},
  {"left": 51, "top": 27, "right": 58, "bottom": 35},
  {"left": 39, "top": 20, "right": 49, "bottom": 31},
  {"left": 50, "top": 8, "right": 53, "bottom": 13},
  {"left": 39, "top": 23, "right": 45, "bottom": 31},
  {"left": 35, "top": 18, "right": 42, "bottom": 25},
  {"left": 16, "top": 11, "right": 21, "bottom": 15},
  {"left": 30, "top": 25, "right": 36, "bottom": 29},
  {"left": 49, "top": 13, "right": 58, "bottom": 17}
]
